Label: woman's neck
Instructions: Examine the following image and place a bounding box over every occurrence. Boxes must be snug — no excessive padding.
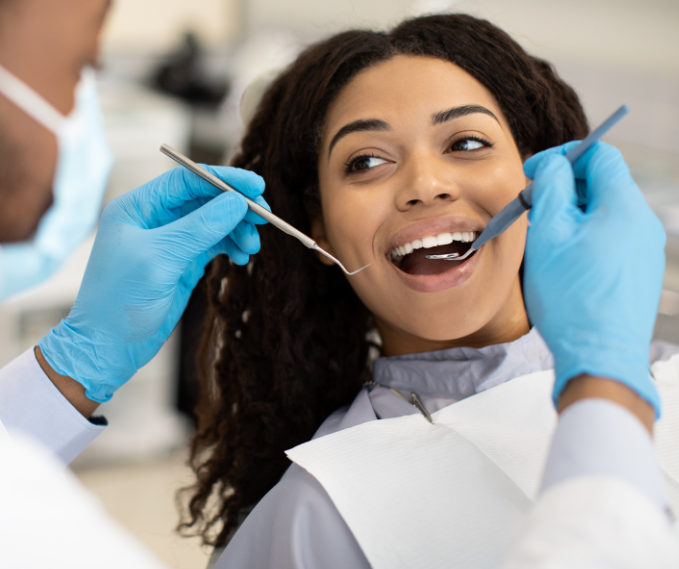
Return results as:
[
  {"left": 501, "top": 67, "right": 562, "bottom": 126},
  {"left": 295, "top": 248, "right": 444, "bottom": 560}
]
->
[{"left": 376, "top": 281, "right": 530, "bottom": 357}]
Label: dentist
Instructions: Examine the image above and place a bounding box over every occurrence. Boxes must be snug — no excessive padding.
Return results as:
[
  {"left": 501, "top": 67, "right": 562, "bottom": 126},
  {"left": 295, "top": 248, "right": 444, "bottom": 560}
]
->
[{"left": 0, "top": 0, "right": 268, "bottom": 458}]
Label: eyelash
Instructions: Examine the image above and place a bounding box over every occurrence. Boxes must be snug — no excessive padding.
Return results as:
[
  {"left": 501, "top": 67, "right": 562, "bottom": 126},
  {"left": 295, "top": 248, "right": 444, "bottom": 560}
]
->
[
  {"left": 343, "top": 135, "right": 493, "bottom": 174},
  {"left": 344, "top": 152, "right": 381, "bottom": 173},
  {"left": 448, "top": 134, "right": 493, "bottom": 152}
]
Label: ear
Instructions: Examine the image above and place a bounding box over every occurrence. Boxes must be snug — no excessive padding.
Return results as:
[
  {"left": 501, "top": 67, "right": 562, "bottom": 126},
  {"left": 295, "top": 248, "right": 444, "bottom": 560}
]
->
[{"left": 311, "top": 216, "right": 336, "bottom": 267}]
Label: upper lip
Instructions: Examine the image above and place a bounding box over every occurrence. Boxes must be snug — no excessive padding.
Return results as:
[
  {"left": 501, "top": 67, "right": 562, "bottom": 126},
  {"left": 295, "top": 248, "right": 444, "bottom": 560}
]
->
[{"left": 384, "top": 216, "right": 485, "bottom": 255}]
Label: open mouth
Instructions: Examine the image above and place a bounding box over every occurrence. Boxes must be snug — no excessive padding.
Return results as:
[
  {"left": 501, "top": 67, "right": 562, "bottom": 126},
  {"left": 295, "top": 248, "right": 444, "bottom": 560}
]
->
[{"left": 389, "top": 231, "right": 478, "bottom": 275}]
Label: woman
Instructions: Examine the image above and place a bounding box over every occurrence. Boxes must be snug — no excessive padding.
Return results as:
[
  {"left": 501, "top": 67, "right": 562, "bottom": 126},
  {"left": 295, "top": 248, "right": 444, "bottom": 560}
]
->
[{"left": 180, "top": 13, "right": 671, "bottom": 567}]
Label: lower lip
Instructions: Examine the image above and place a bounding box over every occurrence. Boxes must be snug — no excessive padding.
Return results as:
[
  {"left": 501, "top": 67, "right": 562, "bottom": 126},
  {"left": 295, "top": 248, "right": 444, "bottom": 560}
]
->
[{"left": 388, "top": 248, "right": 482, "bottom": 293}]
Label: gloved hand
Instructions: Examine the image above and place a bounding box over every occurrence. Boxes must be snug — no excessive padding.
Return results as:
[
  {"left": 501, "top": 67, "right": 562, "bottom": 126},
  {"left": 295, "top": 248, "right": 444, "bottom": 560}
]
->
[
  {"left": 39, "top": 165, "right": 268, "bottom": 402},
  {"left": 523, "top": 142, "right": 665, "bottom": 416}
]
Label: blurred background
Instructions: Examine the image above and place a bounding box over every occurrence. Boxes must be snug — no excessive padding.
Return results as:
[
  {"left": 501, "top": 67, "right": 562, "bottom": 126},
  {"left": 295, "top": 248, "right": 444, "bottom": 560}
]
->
[{"left": 1, "top": 0, "right": 677, "bottom": 567}]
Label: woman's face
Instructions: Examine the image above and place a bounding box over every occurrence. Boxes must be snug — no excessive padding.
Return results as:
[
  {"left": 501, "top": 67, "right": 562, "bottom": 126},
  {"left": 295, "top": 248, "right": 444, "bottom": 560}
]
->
[{"left": 316, "top": 55, "right": 530, "bottom": 355}]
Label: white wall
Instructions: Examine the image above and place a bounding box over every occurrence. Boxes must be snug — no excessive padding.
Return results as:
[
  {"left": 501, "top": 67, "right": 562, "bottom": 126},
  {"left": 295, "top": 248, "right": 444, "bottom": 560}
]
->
[
  {"left": 102, "top": 0, "right": 679, "bottom": 75},
  {"left": 241, "top": 0, "right": 679, "bottom": 74},
  {"left": 101, "top": 0, "right": 240, "bottom": 52},
  {"left": 442, "top": 0, "right": 679, "bottom": 75},
  {"left": 100, "top": 0, "right": 679, "bottom": 158}
]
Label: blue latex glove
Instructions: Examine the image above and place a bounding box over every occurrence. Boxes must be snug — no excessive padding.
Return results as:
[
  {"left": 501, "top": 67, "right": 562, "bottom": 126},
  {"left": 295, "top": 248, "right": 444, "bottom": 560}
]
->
[
  {"left": 39, "top": 165, "right": 268, "bottom": 402},
  {"left": 523, "top": 142, "right": 665, "bottom": 416}
]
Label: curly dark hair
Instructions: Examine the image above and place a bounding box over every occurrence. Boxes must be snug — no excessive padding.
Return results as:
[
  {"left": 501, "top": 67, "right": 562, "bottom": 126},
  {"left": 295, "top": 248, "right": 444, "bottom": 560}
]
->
[{"left": 179, "top": 13, "right": 589, "bottom": 546}]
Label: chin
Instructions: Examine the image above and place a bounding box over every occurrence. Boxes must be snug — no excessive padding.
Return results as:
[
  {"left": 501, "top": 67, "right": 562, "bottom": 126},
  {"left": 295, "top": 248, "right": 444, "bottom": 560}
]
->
[
  {"left": 382, "top": 297, "right": 493, "bottom": 341},
  {"left": 0, "top": 209, "right": 41, "bottom": 243},
  {"left": 0, "top": 183, "right": 52, "bottom": 243}
]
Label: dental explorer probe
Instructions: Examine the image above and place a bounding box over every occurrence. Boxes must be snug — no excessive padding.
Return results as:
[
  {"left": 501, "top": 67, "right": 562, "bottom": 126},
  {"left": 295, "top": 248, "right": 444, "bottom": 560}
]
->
[
  {"left": 160, "top": 144, "right": 371, "bottom": 276},
  {"left": 426, "top": 105, "right": 630, "bottom": 262}
]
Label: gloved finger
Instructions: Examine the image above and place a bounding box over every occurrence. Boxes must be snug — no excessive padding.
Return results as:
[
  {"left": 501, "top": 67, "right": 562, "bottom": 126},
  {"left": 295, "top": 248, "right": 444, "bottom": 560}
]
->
[
  {"left": 207, "top": 235, "right": 250, "bottom": 265},
  {"left": 569, "top": 143, "right": 641, "bottom": 214},
  {"left": 523, "top": 141, "right": 581, "bottom": 179},
  {"left": 149, "top": 182, "right": 271, "bottom": 229},
  {"left": 171, "top": 193, "right": 265, "bottom": 263},
  {"left": 160, "top": 192, "right": 249, "bottom": 265},
  {"left": 229, "top": 220, "right": 261, "bottom": 255},
  {"left": 123, "top": 165, "right": 265, "bottom": 229},
  {"left": 157, "top": 247, "right": 230, "bottom": 340},
  {"left": 188, "top": 168, "right": 270, "bottom": 225},
  {"left": 200, "top": 164, "right": 266, "bottom": 199},
  {"left": 244, "top": 193, "right": 272, "bottom": 225},
  {"left": 524, "top": 141, "right": 598, "bottom": 210},
  {"left": 528, "top": 154, "right": 581, "bottom": 244},
  {"left": 158, "top": 258, "right": 212, "bottom": 339},
  {"left": 175, "top": 240, "right": 238, "bottom": 308}
]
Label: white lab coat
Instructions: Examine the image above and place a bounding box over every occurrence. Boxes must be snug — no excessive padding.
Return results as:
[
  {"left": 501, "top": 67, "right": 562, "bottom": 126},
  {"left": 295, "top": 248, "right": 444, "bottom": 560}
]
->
[
  {"left": 0, "top": 434, "right": 167, "bottom": 569},
  {"left": 505, "top": 477, "right": 679, "bottom": 568}
]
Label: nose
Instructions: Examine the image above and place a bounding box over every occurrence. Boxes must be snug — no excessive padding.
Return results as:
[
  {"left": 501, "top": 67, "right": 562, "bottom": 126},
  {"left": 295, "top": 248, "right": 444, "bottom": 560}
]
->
[{"left": 395, "top": 153, "right": 460, "bottom": 211}]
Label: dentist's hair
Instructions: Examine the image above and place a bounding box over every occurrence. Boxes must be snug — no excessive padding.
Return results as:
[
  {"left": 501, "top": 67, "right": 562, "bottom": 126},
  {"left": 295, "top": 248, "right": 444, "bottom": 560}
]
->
[{"left": 180, "top": 13, "right": 588, "bottom": 546}]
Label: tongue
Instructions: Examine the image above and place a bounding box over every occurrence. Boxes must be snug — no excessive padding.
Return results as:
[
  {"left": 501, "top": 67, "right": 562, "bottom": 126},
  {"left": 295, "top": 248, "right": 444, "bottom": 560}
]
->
[{"left": 399, "top": 242, "right": 471, "bottom": 275}]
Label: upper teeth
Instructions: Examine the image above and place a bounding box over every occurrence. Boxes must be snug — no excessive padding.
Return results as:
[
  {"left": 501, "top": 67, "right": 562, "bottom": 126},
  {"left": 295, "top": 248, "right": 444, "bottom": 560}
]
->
[{"left": 390, "top": 231, "right": 477, "bottom": 259}]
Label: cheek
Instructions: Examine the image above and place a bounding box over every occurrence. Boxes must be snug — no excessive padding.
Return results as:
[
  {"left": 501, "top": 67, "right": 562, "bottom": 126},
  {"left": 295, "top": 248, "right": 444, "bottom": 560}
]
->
[
  {"left": 319, "top": 185, "right": 398, "bottom": 322},
  {"left": 472, "top": 158, "right": 527, "bottom": 211},
  {"left": 322, "top": 184, "right": 391, "bottom": 263},
  {"left": 486, "top": 213, "right": 528, "bottom": 283},
  {"left": 471, "top": 159, "right": 529, "bottom": 300}
]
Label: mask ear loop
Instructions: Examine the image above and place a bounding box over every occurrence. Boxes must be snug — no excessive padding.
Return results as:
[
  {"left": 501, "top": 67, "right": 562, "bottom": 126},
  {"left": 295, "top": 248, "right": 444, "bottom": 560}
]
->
[{"left": 0, "top": 64, "right": 65, "bottom": 135}]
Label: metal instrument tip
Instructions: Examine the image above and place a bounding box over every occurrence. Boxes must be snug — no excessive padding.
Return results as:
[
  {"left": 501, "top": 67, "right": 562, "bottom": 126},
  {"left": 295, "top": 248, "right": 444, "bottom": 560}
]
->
[{"left": 312, "top": 244, "right": 371, "bottom": 276}]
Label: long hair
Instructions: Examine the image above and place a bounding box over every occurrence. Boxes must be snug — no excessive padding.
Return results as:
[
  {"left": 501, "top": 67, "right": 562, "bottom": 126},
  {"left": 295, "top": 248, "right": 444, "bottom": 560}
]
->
[{"left": 179, "top": 13, "right": 589, "bottom": 546}]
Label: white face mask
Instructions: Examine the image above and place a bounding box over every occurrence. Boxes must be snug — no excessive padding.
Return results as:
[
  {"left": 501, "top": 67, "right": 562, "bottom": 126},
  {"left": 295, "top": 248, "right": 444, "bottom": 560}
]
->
[{"left": 0, "top": 65, "right": 113, "bottom": 301}]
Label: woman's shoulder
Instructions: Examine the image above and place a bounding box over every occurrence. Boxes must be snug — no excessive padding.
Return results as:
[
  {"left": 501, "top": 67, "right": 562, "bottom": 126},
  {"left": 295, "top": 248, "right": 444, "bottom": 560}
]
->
[
  {"left": 312, "top": 387, "right": 378, "bottom": 440},
  {"left": 216, "top": 463, "right": 369, "bottom": 569},
  {"left": 214, "top": 389, "right": 377, "bottom": 569}
]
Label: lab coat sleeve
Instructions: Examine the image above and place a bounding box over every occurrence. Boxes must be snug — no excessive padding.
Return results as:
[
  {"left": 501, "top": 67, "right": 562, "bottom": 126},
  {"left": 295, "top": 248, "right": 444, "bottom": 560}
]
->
[
  {"left": 540, "top": 398, "right": 669, "bottom": 513},
  {"left": 503, "top": 398, "right": 678, "bottom": 568},
  {"left": 214, "top": 463, "right": 371, "bottom": 569},
  {"left": 0, "top": 348, "right": 105, "bottom": 464},
  {"left": 503, "top": 476, "right": 679, "bottom": 569}
]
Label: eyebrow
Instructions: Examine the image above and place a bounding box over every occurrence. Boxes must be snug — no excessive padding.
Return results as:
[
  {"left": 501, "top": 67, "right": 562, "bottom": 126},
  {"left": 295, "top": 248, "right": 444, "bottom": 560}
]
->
[
  {"left": 431, "top": 104, "right": 499, "bottom": 126},
  {"left": 327, "top": 119, "right": 391, "bottom": 157},
  {"left": 327, "top": 104, "right": 500, "bottom": 158}
]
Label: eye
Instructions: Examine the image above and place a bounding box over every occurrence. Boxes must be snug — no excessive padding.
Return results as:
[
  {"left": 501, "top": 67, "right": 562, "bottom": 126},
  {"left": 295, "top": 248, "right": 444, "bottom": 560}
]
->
[
  {"left": 449, "top": 136, "right": 491, "bottom": 152},
  {"left": 345, "top": 154, "right": 390, "bottom": 173}
]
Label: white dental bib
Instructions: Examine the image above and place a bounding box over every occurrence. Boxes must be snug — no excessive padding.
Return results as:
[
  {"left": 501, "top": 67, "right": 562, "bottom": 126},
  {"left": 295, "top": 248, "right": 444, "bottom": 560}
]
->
[{"left": 286, "top": 361, "right": 679, "bottom": 569}]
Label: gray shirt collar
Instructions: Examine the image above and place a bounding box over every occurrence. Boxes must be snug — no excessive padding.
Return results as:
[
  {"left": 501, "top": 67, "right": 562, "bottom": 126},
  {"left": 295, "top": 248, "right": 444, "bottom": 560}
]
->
[{"left": 372, "top": 328, "right": 554, "bottom": 401}]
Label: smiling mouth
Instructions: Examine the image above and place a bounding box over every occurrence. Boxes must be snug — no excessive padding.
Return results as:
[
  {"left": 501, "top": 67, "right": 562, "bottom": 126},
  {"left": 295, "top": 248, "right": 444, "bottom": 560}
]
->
[{"left": 389, "top": 231, "right": 478, "bottom": 275}]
